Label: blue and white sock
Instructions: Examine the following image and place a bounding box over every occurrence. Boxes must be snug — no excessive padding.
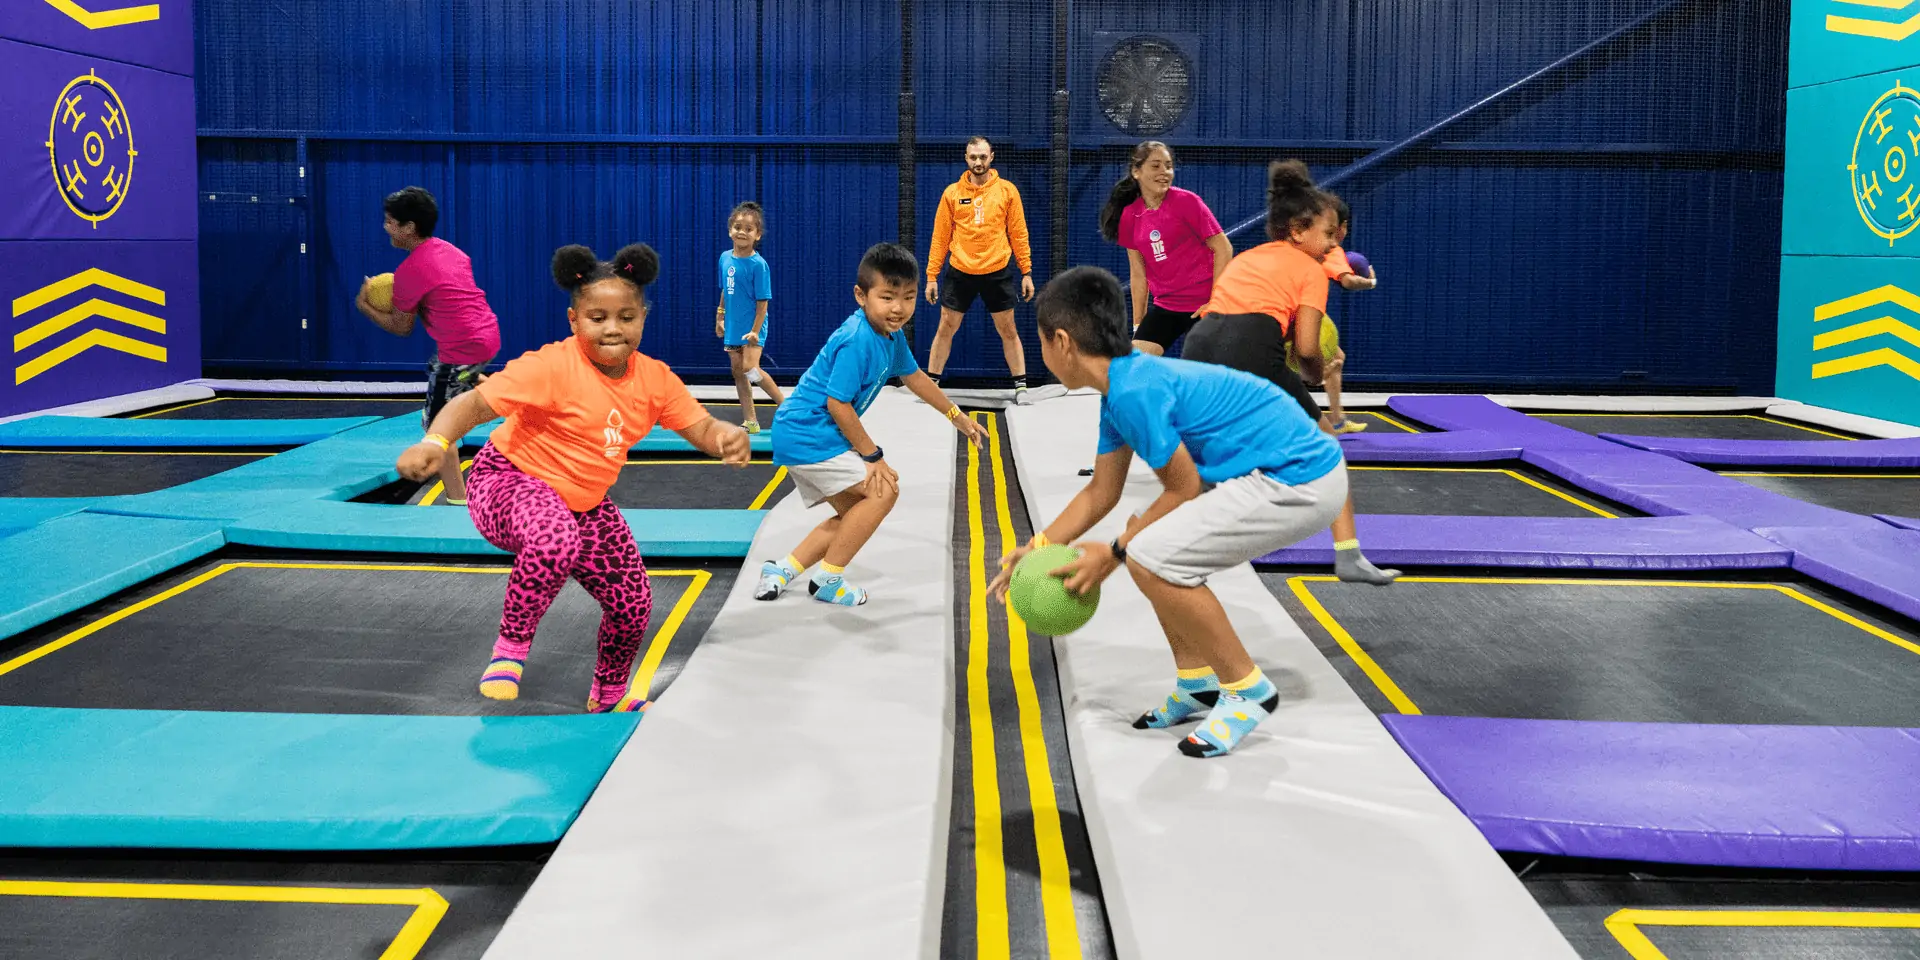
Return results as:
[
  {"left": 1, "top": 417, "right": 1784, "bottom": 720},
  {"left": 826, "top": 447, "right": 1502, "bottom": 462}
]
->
[
  {"left": 1133, "top": 666, "right": 1219, "bottom": 729},
  {"left": 1179, "top": 668, "right": 1281, "bottom": 758}
]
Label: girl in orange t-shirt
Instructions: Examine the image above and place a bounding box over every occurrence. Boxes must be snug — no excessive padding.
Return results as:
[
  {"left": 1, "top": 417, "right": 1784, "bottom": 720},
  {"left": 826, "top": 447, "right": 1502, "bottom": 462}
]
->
[
  {"left": 397, "top": 243, "right": 752, "bottom": 713},
  {"left": 1182, "top": 160, "right": 1398, "bottom": 586}
]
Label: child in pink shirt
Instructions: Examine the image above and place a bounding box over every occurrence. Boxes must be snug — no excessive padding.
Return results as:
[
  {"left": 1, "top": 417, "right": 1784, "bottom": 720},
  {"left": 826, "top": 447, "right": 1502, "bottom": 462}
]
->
[{"left": 1098, "top": 141, "right": 1234, "bottom": 356}]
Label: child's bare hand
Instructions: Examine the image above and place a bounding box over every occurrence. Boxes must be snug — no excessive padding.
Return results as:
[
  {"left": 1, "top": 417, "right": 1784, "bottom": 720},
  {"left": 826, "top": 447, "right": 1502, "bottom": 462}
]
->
[
  {"left": 988, "top": 545, "right": 1027, "bottom": 602},
  {"left": 714, "top": 318, "right": 725, "bottom": 338},
  {"left": 957, "top": 415, "right": 987, "bottom": 449},
  {"left": 863, "top": 459, "right": 898, "bottom": 499},
  {"left": 397, "top": 443, "right": 445, "bottom": 482},
  {"left": 1057, "top": 542, "right": 1121, "bottom": 596},
  {"left": 715, "top": 423, "right": 752, "bottom": 466}
]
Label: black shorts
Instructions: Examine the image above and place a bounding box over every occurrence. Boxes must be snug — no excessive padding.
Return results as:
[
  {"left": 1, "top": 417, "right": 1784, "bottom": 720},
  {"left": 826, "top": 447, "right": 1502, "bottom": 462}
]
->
[
  {"left": 424, "top": 354, "right": 491, "bottom": 429},
  {"left": 940, "top": 262, "right": 1021, "bottom": 314},
  {"left": 1181, "top": 313, "right": 1321, "bottom": 423},
  {"left": 1133, "top": 302, "right": 1199, "bottom": 349}
]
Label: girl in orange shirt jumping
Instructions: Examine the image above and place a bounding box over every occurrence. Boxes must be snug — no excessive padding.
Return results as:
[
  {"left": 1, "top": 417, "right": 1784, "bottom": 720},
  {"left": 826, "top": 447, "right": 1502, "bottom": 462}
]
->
[{"left": 397, "top": 243, "right": 752, "bottom": 713}]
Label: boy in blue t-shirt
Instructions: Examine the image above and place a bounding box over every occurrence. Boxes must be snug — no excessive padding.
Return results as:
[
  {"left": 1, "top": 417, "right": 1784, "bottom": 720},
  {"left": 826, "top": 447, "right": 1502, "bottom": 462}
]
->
[
  {"left": 993, "top": 265, "right": 1350, "bottom": 758},
  {"left": 757, "top": 243, "right": 986, "bottom": 606}
]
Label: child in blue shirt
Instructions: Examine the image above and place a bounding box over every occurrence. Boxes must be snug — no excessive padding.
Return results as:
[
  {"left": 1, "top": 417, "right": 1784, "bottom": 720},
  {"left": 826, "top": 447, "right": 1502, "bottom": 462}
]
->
[
  {"left": 714, "top": 202, "right": 786, "bottom": 432},
  {"left": 994, "top": 265, "right": 1349, "bottom": 758},
  {"left": 757, "top": 242, "right": 985, "bottom": 606}
]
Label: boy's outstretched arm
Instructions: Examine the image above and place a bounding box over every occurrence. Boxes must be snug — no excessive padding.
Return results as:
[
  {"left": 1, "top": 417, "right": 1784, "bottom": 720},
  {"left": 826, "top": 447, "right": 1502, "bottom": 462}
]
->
[
  {"left": 989, "top": 446, "right": 1130, "bottom": 599},
  {"left": 899, "top": 370, "right": 986, "bottom": 448},
  {"left": 1051, "top": 444, "right": 1204, "bottom": 595}
]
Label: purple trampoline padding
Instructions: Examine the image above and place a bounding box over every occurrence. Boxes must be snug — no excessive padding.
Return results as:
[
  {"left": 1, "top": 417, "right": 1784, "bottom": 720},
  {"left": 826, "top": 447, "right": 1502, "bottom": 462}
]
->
[
  {"left": 1257, "top": 514, "right": 1791, "bottom": 569},
  {"left": 1520, "top": 448, "right": 1894, "bottom": 531},
  {"left": 1880, "top": 515, "right": 1920, "bottom": 532},
  {"left": 1600, "top": 434, "right": 1920, "bottom": 468},
  {"left": 1755, "top": 525, "right": 1920, "bottom": 624},
  {"left": 1336, "top": 430, "right": 1520, "bottom": 463},
  {"left": 1385, "top": 395, "right": 1614, "bottom": 450},
  {"left": 1382, "top": 714, "right": 1920, "bottom": 870}
]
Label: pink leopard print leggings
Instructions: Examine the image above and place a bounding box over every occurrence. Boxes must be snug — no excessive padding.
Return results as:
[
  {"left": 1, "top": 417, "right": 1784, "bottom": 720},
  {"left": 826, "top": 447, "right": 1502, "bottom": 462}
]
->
[{"left": 465, "top": 443, "right": 653, "bottom": 705}]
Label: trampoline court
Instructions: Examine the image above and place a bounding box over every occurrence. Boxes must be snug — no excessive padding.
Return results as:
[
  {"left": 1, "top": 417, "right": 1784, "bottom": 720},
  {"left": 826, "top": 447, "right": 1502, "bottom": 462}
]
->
[
  {"left": 0, "top": 446, "right": 280, "bottom": 498},
  {"left": 1527, "top": 412, "right": 1860, "bottom": 442},
  {"left": 0, "top": 848, "right": 541, "bottom": 960},
  {"left": 0, "top": 550, "right": 733, "bottom": 715},
  {"left": 120, "top": 392, "right": 430, "bottom": 422},
  {"left": 1266, "top": 570, "right": 1920, "bottom": 725},
  {"left": 1348, "top": 463, "right": 1633, "bottom": 518}
]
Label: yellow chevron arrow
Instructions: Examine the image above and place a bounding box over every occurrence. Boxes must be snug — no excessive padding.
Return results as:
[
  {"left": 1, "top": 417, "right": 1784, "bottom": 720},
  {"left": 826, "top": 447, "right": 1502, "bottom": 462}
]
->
[
  {"left": 1813, "top": 285, "right": 1920, "bottom": 321},
  {"left": 12, "top": 268, "right": 164, "bottom": 317},
  {"left": 41, "top": 0, "right": 160, "bottom": 29},
  {"left": 15, "top": 329, "right": 166, "bottom": 384},
  {"left": 1828, "top": 6, "right": 1920, "bottom": 38},
  {"left": 1812, "top": 346, "right": 1920, "bottom": 382},
  {"left": 1812, "top": 315, "right": 1920, "bottom": 351},
  {"left": 14, "top": 298, "right": 165, "bottom": 353}
]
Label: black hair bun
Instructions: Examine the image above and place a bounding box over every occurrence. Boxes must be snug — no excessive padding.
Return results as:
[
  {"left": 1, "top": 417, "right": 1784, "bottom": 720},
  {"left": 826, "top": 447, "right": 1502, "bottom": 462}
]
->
[
  {"left": 611, "top": 243, "right": 660, "bottom": 287},
  {"left": 1267, "top": 159, "right": 1315, "bottom": 196},
  {"left": 552, "top": 244, "right": 600, "bottom": 290}
]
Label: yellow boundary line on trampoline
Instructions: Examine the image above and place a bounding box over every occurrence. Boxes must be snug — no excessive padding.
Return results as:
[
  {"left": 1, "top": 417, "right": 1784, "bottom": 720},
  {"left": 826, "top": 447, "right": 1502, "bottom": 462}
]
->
[
  {"left": 0, "top": 561, "right": 710, "bottom": 700},
  {"left": 1347, "top": 465, "right": 1619, "bottom": 517},
  {"left": 129, "top": 397, "right": 423, "bottom": 419},
  {"left": 962, "top": 410, "right": 1082, "bottom": 959},
  {"left": 1355, "top": 411, "right": 1421, "bottom": 434},
  {"left": 1287, "top": 574, "right": 1920, "bottom": 715},
  {"left": 1724, "top": 471, "right": 1920, "bottom": 479},
  {"left": 1604, "top": 908, "right": 1920, "bottom": 959},
  {"left": 1534, "top": 412, "right": 1855, "bottom": 441},
  {"left": 0, "top": 879, "right": 449, "bottom": 960}
]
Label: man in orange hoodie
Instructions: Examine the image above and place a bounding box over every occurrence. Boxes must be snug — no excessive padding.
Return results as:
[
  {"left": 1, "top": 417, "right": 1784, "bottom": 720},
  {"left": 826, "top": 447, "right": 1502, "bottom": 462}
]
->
[{"left": 924, "top": 136, "right": 1038, "bottom": 402}]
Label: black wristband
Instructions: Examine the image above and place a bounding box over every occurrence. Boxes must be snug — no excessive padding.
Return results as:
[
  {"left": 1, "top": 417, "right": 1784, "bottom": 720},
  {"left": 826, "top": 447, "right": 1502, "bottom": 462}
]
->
[
  {"left": 861, "top": 446, "right": 885, "bottom": 464},
  {"left": 1109, "top": 538, "right": 1128, "bottom": 562}
]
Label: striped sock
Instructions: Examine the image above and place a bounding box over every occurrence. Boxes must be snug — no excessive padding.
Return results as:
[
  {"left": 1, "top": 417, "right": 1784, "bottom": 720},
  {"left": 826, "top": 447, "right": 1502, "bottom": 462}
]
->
[
  {"left": 1179, "top": 668, "right": 1281, "bottom": 758},
  {"left": 1133, "top": 665, "right": 1219, "bottom": 729},
  {"left": 478, "top": 658, "right": 524, "bottom": 700}
]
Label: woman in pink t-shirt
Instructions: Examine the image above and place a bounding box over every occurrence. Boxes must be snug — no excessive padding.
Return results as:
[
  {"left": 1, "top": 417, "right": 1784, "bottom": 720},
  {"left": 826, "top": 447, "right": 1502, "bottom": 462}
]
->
[{"left": 1098, "top": 141, "right": 1234, "bottom": 356}]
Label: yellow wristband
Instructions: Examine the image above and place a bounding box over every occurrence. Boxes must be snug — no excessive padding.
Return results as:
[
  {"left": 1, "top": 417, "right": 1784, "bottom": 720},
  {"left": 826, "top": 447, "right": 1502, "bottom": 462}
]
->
[
  {"left": 946, "top": 406, "right": 963, "bottom": 420},
  {"left": 1029, "top": 533, "right": 1051, "bottom": 549},
  {"left": 422, "top": 434, "right": 451, "bottom": 451}
]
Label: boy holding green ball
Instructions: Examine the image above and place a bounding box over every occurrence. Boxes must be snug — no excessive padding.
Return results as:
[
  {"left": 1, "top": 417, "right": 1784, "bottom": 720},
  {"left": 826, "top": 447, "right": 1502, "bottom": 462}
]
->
[{"left": 991, "top": 265, "right": 1348, "bottom": 759}]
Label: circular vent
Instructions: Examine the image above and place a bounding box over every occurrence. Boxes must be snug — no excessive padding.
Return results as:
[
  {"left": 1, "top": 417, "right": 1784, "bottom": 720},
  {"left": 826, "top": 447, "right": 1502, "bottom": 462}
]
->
[{"left": 1096, "top": 36, "right": 1193, "bottom": 136}]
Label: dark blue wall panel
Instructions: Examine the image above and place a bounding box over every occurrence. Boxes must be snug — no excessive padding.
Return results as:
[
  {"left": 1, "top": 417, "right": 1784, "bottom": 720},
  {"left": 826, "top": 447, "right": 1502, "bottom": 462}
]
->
[{"left": 195, "top": 0, "right": 1787, "bottom": 390}]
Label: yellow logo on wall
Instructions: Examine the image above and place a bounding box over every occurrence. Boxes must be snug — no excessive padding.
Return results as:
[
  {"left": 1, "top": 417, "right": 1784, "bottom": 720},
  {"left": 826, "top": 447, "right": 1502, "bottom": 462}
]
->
[
  {"left": 10, "top": 269, "right": 167, "bottom": 385},
  {"left": 45, "top": 69, "right": 136, "bottom": 228},
  {"left": 1850, "top": 81, "right": 1920, "bottom": 245},
  {"left": 42, "top": 0, "right": 160, "bottom": 30},
  {"left": 1812, "top": 285, "right": 1920, "bottom": 383},
  {"left": 1827, "top": 0, "right": 1920, "bottom": 40}
]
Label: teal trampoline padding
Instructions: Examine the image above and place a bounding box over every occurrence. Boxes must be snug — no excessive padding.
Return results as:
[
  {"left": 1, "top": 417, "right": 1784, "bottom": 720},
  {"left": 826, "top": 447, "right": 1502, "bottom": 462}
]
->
[
  {"left": 0, "top": 415, "right": 381, "bottom": 447},
  {"left": 92, "top": 417, "right": 413, "bottom": 522},
  {"left": 0, "top": 707, "right": 639, "bottom": 849},
  {"left": 0, "top": 497, "right": 106, "bottom": 531},
  {"left": 463, "top": 419, "right": 774, "bottom": 453},
  {"left": 224, "top": 501, "right": 767, "bottom": 557},
  {"left": 0, "top": 514, "right": 226, "bottom": 639}
]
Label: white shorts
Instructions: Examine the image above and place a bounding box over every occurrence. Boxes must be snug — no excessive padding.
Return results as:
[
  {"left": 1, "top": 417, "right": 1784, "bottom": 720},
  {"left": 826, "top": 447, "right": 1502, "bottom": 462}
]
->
[
  {"left": 786, "top": 451, "right": 869, "bottom": 507},
  {"left": 1126, "top": 466, "right": 1348, "bottom": 587}
]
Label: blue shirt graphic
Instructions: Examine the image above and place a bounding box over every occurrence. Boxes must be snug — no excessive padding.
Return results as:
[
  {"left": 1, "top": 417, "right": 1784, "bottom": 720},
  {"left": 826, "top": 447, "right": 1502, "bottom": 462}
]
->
[
  {"left": 1097, "top": 352, "right": 1342, "bottom": 486},
  {"left": 773, "top": 310, "right": 921, "bottom": 466},
  {"left": 719, "top": 251, "right": 772, "bottom": 347}
]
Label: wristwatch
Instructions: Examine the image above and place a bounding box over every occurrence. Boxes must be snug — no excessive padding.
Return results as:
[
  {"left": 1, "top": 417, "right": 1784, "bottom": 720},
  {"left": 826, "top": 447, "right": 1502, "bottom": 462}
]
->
[
  {"left": 861, "top": 446, "right": 885, "bottom": 464},
  {"left": 1109, "top": 538, "right": 1127, "bottom": 562}
]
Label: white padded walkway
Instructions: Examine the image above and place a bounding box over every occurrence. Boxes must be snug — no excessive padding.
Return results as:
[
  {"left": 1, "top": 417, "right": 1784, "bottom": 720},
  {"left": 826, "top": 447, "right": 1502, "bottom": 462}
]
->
[
  {"left": 484, "top": 393, "right": 956, "bottom": 959},
  {"left": 1006, "top": 395, "right": 1578, "bottom": 960}
]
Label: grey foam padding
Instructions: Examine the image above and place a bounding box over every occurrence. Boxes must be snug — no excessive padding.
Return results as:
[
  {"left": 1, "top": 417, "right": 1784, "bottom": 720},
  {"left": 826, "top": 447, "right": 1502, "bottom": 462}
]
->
[
  {"left": 1005, "top": 395, "right": 1577, "bottom": 960},
  {"left": 483, "top": 393, "right": 955, "bottom": 960}
]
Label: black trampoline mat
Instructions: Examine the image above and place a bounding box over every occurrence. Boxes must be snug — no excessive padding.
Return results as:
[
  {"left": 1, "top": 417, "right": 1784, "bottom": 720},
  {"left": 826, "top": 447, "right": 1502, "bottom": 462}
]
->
[
  {"left": 1527, "top": 866, "right": 1920, "bottom": 960},
  {"left": 0, "top": 851, "right": 537, "bottom": 960},
  {"left": 1337, "top": 410, "right": 1424, "bottom": 434},
  {"left": 0, "top": 557, "right": 734, "bottom": 715},
  {"left": 0, "top": 449, "right": 275, "bottom": 497},
  {"left": 1531, "top": 413, "right": 1853, "bottom": 441},
  {"left": 1271, "top": 574, "right": 1920, "bottom": 725},
  {"left": 1723, "top": 472, "right": 1920, "bottom": 519},
  {"left": 126, "top": 396, "right": 425, "bottom": 421},
  {"left": 1349, "top": 465, "right": 1627, "bottom": 517}
]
